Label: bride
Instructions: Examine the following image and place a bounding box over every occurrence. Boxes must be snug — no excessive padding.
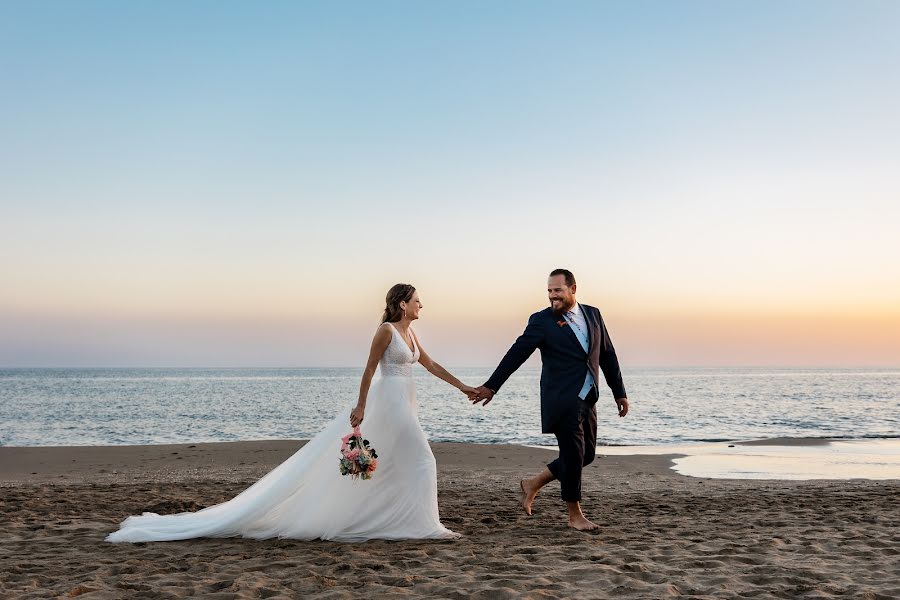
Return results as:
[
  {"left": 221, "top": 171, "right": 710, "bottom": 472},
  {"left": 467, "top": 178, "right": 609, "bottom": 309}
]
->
[{"left": 105, "top": 284, "right": 476, "bottom": 542}]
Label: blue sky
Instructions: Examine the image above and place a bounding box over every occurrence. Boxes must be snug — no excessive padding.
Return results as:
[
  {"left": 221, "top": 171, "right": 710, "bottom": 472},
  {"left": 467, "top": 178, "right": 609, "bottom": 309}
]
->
[{"left": 2, "top": 1, "right": 899, "bottom": 367}]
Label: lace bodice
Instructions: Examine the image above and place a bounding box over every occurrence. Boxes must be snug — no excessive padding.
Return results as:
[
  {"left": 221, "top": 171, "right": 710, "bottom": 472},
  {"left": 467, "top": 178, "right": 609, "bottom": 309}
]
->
[{"left": 379, "top": 323, "right": 420, "bottom": 377}]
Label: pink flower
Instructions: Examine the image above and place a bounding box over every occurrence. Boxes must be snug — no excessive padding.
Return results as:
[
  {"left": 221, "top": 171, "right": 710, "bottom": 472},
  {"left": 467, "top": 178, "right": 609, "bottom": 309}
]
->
[
  {"left": 341, "top": 433, "right": 353, "bottom": 444},
  {"left": 369, "top": 459, "right": 377, "bottom": 470},
  {"left": 347, "top": 449, "right": 360, "bottom": 460}
]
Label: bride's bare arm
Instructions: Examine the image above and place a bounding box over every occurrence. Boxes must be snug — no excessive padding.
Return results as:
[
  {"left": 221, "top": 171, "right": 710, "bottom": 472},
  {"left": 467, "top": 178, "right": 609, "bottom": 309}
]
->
[
  {"left": 351, "top": 324, "right": 392, "bottom": 426},
  {"left": 410, "top": 329, "right": 477, "bottom": 396}
]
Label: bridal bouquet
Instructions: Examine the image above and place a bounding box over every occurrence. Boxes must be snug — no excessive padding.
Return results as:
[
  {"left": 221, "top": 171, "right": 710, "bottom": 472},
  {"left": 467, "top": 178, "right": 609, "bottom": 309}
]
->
[{"left": 339, "top": 426, "right": 378, "bottom": 480}]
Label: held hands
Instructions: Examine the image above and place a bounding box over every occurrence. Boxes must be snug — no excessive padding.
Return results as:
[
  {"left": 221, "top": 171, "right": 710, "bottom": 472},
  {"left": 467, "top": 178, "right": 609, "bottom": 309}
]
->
[
  {"left": 460, "top": 385, "right": 480, "bottom": 401},
  {"left": 349, "top": 404, "right": 365, "bottom": 427},
  {"left": 459, "top": 384, "right": 493, "bottom": 405},
  {"left": 470, "top": 385, "right": 495, "bottom": 406}
]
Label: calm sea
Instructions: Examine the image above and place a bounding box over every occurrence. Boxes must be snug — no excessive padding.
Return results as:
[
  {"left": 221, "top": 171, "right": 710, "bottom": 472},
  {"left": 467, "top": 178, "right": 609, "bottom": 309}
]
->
[{"left": 1, "top": 367, "right": 898, "bottom": 447}]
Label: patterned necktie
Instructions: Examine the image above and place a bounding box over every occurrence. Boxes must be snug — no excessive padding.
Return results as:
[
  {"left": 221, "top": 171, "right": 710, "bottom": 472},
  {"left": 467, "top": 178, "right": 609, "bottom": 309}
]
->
[{"left": 566, "top": 310, "right": 584, "bottom": 335}]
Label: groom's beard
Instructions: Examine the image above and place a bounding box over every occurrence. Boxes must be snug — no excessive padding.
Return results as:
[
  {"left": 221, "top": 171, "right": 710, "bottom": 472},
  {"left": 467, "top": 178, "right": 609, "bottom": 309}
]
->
[{"left": 551, "top": 299, "right": 575, "bottom": 316}]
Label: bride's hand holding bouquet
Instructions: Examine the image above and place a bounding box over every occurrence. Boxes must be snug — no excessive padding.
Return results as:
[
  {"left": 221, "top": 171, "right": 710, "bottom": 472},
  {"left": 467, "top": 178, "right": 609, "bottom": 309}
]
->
[{"left": 349, "top": 403, "right": 365, "bottom": 428}]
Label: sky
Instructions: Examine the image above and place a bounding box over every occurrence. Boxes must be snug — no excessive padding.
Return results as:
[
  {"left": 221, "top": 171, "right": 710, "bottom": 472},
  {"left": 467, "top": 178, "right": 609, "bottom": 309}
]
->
[{"left": 2, "top": 1, "right": 899, "bottom": 368}]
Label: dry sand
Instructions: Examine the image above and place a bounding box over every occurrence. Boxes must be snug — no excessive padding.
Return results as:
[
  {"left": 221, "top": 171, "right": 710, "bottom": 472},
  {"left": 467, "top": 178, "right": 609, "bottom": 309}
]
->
[{"left": 1, "top": 440, "right": 898, "bottom": 599}]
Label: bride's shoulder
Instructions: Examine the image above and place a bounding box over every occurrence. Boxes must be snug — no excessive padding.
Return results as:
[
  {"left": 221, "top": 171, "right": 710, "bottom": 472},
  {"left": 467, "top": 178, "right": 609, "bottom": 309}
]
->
[{"left": 371, "top": 323, "right": 393, "bottom": 347}]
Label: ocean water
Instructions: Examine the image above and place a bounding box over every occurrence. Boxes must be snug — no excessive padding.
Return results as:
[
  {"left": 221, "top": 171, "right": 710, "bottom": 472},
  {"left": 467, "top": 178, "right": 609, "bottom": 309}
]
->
[{"left": 1, "top": 367, "right": 898, "bottom": 448}]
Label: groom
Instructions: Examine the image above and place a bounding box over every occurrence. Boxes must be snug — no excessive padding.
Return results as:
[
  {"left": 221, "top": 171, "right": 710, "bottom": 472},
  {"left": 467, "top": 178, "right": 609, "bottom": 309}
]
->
[{"left": 472, "top": 269, "right": 628, "bottom": 531}]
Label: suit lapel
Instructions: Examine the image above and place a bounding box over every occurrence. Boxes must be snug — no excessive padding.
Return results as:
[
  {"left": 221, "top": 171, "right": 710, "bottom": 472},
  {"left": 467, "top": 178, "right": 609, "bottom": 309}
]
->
[{"left": 582, "top": 304, "right": 594, "bottom": 353}]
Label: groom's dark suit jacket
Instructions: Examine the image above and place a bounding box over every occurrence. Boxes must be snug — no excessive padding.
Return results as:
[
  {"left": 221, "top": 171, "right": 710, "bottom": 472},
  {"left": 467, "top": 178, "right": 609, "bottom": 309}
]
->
[{"left": 484, "top": 304, "right": 627, "bottom": 433}]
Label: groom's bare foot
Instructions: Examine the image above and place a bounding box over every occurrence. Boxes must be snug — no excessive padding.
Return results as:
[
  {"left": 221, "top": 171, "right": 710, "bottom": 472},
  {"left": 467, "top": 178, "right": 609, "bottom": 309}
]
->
[
  {"left": 568, "top": 514, "right": 600, "bottom": 532},
  {"left": 519, "top": 479, "right": 539, "bottom": 516},
  {"left": 566, "top": 501, "right": 600, "bottom": 532}
]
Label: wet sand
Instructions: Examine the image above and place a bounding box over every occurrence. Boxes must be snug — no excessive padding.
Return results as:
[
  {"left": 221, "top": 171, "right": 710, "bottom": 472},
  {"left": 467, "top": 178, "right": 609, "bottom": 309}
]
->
[{"left": 1, "top": 440, "right": 898, "bottom": 599}]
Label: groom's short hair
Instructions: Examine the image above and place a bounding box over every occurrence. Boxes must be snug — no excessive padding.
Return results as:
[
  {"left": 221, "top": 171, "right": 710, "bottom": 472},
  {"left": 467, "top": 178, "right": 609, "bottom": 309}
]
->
[{"left": 549, "top": 268, "right": 576, "bottom": 287}]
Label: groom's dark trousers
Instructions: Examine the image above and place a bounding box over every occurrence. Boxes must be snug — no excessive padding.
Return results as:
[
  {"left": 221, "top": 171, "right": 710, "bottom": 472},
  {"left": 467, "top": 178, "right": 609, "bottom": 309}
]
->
[
  {"left": 547, "top": 386, "right": 598, "bottom": 501},
  {"left": 483, "top": 305, "right": 626, "bottom": 503}
]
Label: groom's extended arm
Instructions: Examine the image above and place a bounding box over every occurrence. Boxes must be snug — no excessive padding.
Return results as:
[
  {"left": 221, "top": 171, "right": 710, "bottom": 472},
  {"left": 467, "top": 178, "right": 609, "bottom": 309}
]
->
[{"left": 475, "top": 313, "right": 544, "bottom": 405}]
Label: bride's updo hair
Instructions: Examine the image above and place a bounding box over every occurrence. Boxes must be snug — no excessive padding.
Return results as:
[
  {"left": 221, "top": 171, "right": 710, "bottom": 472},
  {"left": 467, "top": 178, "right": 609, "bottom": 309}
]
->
[{"left": 382, "top": 283, "right": 416, "bottom": 323}]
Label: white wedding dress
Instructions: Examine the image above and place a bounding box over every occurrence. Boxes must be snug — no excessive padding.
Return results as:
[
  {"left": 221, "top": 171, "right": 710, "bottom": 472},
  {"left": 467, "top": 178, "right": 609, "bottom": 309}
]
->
[{"left": 105, "top": 323, "right": 460, "bottom": 543}]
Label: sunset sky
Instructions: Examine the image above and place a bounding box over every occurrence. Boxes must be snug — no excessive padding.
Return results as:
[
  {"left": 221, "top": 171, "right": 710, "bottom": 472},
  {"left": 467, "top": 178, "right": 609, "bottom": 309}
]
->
[{"left": 2, "top": 1, "right": 899, "bottom": 367}]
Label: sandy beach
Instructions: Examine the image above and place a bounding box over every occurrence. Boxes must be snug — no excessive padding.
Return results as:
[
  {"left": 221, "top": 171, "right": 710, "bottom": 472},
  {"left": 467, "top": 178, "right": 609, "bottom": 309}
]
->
[{"left": 1, "top": 440, "right": 898, "bottom": 599}]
